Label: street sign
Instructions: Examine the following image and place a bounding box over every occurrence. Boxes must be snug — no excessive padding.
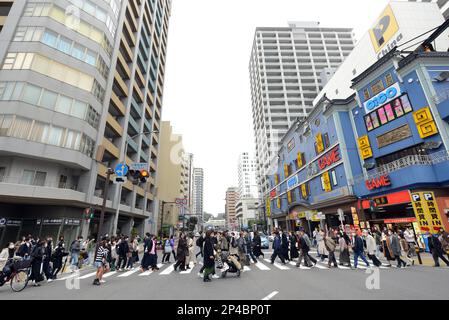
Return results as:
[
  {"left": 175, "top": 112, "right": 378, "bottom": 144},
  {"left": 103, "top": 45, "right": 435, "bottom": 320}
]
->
[
  {"left": 317, "top": 212, "right": 325, "bottom": 220},
  {"left": 0, "top": 218, "right": 6, "bottom": 227},
  {"left": 114, "top": 163, "right": 129, "bottom": 177},
  {"left": 305, "top": 211, "right": 313, "bottom": 221},
  {"left": 114, "top": 176, "right": 127, "bottom": 184},
  {"left": 338, "top": 208, "right": 345, "bottom": 221},
  {"left": 175, "top": 198, "right": 188, "bottom": 207},
  {"left": 130, "top": 163, "right": 149, "bottom": 171}
]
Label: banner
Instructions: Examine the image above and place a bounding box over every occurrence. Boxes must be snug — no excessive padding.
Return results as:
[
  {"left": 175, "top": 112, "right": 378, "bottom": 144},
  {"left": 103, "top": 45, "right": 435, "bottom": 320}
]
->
[
  {"left": 266, "top": 198, "right": 271, "bottom": 218},
  {"left": 411, "top": 191, "right": 444, "bottom": 234}
]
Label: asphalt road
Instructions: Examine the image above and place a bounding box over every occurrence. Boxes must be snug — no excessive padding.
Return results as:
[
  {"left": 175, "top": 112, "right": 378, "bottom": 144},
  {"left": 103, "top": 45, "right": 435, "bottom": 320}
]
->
[{"left": 1, "top": 250, "right": 448, "bottom": 300}]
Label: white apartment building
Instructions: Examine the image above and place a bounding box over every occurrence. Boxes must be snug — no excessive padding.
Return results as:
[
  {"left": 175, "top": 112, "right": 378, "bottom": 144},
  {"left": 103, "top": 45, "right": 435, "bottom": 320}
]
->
[
  {"left": 409, "top": 0, "right": 449, "bottom": 18},
  {"left": 237, "top": 152, "right": 259, "bottom": 199},
  {"left": 193, "top": 168, "right": 204, "bottom": 221},
  {"left": 249, "top": 21, "right": 356, "bottom": 197}
]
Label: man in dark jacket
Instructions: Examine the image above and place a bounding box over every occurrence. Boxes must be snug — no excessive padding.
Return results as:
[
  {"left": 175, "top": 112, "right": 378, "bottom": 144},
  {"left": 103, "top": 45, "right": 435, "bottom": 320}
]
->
[
  {"left": 30, "top": 240, "right": 45, "bottom": 287},
  {"left": 17, "top": 238, "right": 31, "bottom": 259},
  {"left": 281, "top": 231, "right": 290, "bottom": 262},
  {"left": 428, "top": 232, "right": 449, "bottom": 267},
  {"left": 43, "top": 237, "right": 53, "bottom": 282},
  {"left": 244, "top": 231, "right": 257, "bottom": 263},
  {"left": 352, "top": 232, "right": 370, "bottom": 269},
  {"left": 203, "top": 230, "right": 215, "bottom": 282},
  {"left": 270, "top": 231, "right": 286, "bottom": 264},
  {"left": 296, "top": 231, "right": 314, "bottom": 268},
  {"left": 117, "top": 236, "right": 129, "bottom": 271}
]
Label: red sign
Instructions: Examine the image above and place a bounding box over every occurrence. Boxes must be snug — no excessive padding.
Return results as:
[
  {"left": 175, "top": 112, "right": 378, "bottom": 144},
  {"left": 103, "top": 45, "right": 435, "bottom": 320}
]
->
[
  {"left": 365, "top": 175, "right": 391, "bottom": 190},
  {"left": 384, "top": 218, "right": 417, "bottom": 224},
  {"left": 270, "top": 189, "right": 277, "bottom": 200},
  {"left": 318, "top": 147, "right": 341, "bottom": 170},
  {"left": 362, "top": 190, "right": 410, "bottom": 209}
]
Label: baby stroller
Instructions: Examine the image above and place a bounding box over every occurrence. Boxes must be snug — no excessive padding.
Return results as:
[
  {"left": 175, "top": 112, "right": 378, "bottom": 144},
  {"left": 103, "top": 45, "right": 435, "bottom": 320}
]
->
[{"left": 221, "top": 254, "right": 242, "bottom": 278}]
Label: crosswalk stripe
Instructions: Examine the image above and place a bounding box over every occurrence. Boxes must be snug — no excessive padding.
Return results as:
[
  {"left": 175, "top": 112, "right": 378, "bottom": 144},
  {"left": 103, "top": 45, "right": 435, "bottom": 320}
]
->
[
  {"left": 180, "top": 263, "right": 195, "bottom": 274},
  {"left": 243, "top": 266, "right": 251, "bottom": 272},
  {"left": 103, "top": 271, "right": 117, "bottom": 278},
  {"left": 255, "top": 262, "right": 270, "bottom": 271},
  {"left": 337, "top": 265, "right": 351, "bottom": 270},
  {"left": 289, "top": 261, "right": 296, "bottom": 266},
  {"left": 264, "top": 259, "right": 290, "bottom": 270},
  {"left": 139, "top": 270, "right": 153, "bottom": 276},
  {"left": 118, "top": 267, "right": 140, "bottom": 277},
  {"left": 78, "top": 271, "right": 97, "bottom": 280},
  {"left": 314, "top": 263, "right": 329, "bottom": 270},
  {"left": 160, "top": 263, "right": 175, "bottom": 275}
]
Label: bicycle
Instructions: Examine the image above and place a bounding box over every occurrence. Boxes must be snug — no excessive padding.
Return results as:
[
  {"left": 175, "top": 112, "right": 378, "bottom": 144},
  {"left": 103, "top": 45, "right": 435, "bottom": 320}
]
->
[{"left": 0, "top": 257, "right": 31, "bottom": 292}]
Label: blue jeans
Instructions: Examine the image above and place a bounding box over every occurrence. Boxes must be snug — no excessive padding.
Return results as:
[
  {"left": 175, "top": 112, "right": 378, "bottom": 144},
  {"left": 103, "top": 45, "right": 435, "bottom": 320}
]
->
[
  {"left": 71, "top": 252, "right": 79, "bottom": 268},
  {"left": 353, "top": 251, "right": 370, "bottom": 268}
]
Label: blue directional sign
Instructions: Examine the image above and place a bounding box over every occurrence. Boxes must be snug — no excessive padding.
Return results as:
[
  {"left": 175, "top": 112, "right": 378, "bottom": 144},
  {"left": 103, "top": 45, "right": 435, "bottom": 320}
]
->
[{"left": 114, "top": 163, "right": 129, "bottom": 177}]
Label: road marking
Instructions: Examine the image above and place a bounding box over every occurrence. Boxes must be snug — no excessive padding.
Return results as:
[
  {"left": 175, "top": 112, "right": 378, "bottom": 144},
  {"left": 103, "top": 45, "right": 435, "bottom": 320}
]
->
[
  {"left": 78, "top": 272, "right": 97, "bottom": 280},
  {"left": 243, "top": 266, "right": 251, "bottom": 272},
  {"left": 314, "top": 263, "right": 329, "bottom": 270},
  {"left": 255, "top": 262, "right": 270, "bottom": 271},
  {"left": 264, "top": 259, "right": 289, "bottom": 270},
  {"left": 262, "top": 291, "right": 279, "bottom": 300},
  {"left": 118, "top": 267, "right": 140, "bottom": 277},
  {"left": 103, "top": 271, "right": 117, "bottom": 278},
  {"left": 337, "top": 265, "right": 351, "bottom": 270},
  {"left": 160, "top": 263, "right": 175, "bottom": 275},
  {"left": 299, "top": 265, "right": 311, "bottom": 270},
  {"left": 56, "top": 274, "right": 78, "bottom": 281},
  {"left": 180, "top": 263, "right": 195, "bottom": 274},
  {"left": 139, "top": 270, "right": 153, "bottom": 276}
]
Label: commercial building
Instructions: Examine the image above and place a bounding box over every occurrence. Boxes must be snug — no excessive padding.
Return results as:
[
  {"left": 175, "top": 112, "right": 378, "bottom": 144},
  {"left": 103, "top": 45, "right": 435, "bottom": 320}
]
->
[
  {"left": 225, "top": 187, "right": 238, "bottom": 229},
  {"left": 267, "top": 9, "right": 449, "bottom": 237},
  {"left": 249, "top": 22, "right": 355, "bottom": 201},
  {"left": 155, "top": 121, "right": 188, "bottom": 236},
  {"left": 408, "top": 0, "right": 449, "bottom": 19},
  {"left": 0, "top": 0, "right": 172, "bottom": 248},
  {"left": 193, "top": 167, "right": 204, "bottom": 222}
]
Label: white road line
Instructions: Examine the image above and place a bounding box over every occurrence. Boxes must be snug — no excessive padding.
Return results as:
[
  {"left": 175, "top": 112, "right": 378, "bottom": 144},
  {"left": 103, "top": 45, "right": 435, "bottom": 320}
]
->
[
  {"left": 139, "top": 270, "right": 153, "bottom": 276},
  {"left": 255, "top": 262, "right": 270, "bottom": 271},
  {"left": 118, "top": 267, "right": 140, "bottom": 277},
  {"left": 180, "top": 263, "right": 195, "bottom": 274},
  {"left": 56, "top": 274, "right": 78, "bottom": 281},
  {"left": 262, "top": 291, "right": 279, "bottom": 300},
  {"left": 103, "top": 271, "right": 117, "bottom": 278},
  {"left": 337, "top": 265, "right": 351, "bottom": 270},
  {"left": 288, "top": 261, "right": 296, "bottom": 266},
  {"left": 264, "top": 259, "right": 290, "bottom": 270},
  {"left": 299, "top": 265, "right": 311, "bottom": 270},
  {"left": 243, "top": 266, "right": 251, "bottom": 272},
  {"left": 314, "top": 263, "right": 329, "bottom": 270},
  {"left": 78, "top": 271, "right": 97, "bottom": 280},
  {"left": 160, "top": 263, "right": 175, "bottom": 275}
]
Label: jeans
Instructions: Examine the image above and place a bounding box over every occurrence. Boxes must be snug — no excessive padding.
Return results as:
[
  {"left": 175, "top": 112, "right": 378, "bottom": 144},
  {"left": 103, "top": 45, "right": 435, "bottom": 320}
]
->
[
  {"left": 117, "top": 255, "right": 127, "bottom": 269},
  {"left": 395, "top": 255, "right": 407, "bottom": 268},
  {"left": 353, "top": 251, "right": 370, "bottom": 268},
  {"left": 71, "top": 252, "right": 79, "bottom": 269},
  {"left": 246, "top": 249, "right": 257, "bottom": 263},
  {"left": 43, "top": 259, "right": 52, "bottom": 280},
  {"left": 162, "top": 252, "right": 171, "bottom": 263}
]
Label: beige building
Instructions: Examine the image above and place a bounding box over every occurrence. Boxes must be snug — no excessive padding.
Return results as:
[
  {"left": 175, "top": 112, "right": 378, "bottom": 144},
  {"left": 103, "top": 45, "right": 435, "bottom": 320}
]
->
[
  {"left": 225, "top": 187, "right": 239, "bottom": 229},
  {"left": 156, "top": 121, "right": 188, "bottom": 235}
]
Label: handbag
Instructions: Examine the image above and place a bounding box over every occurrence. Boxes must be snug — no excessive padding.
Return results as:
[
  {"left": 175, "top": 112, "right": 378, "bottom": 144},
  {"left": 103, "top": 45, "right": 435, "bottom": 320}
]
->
[{"left": 164, "top": 240, "right": 172, "bottom": 254}]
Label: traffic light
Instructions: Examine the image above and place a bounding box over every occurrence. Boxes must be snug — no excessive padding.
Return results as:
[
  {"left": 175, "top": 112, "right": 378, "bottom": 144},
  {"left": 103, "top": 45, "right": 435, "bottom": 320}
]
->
[
  {"left": 84, "top": 207, "right": 94, "bottom": 220},
  {"left": 139, "top": 169, "right": 149, "bottom": 183},
  {"left": 128, "top": 169, "right": 150, "bottom": 184}
]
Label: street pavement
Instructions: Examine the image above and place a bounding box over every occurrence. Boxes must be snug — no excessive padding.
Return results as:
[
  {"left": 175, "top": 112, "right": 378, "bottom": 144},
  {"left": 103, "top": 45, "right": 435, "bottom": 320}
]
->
[{"left": 1, "top": 250, "right": 448, "bottom": 300}]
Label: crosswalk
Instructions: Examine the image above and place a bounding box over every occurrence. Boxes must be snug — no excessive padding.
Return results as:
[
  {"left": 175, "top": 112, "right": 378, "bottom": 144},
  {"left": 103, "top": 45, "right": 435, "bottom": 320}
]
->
[{"left": 54, "top": 256, "right": 410, "bottom": 283}]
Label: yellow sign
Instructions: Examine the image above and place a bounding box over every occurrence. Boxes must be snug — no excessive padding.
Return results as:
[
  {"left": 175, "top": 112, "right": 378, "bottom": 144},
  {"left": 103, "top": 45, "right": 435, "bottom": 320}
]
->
[
  {"left": 357, "top": 135, "right": 373, "bottom": 160},
  {"left": 411, "top": 192, "right": 444, "bottom": 234},
  {"left": 274, "top": 174, "right": 279, "bottom": 185},
  {"left": 301, "top": 183, "right": 308, "bottom": 199},
  {"left": 287, "top": 191, "right": 292, "bottom": 204},
  {"left": 322, "top": 171, "right": 332, "bottom": 192},
  {"left": 297, "top": 151, "right": 303, "bottom": 168},
  {"left": 351, "top": 207, "right": 360, "bottom": 228},
  {"left": 370, "top": 5, "right": 399, "bottom": 53},
  {"left": 266, "top": 197, "right": 271, "bottom": 218},
  {"left": 284, "top": 164, "right": 289, "bottom": 178},
  {"left": 413, "top": 107, "right": 439, "bottom": 139},
  {"left": 276, "top": 198, "right": 281, "bottom": 209},
  {"left": 316, "top": 133, "right": 324, "bottom": 153}
]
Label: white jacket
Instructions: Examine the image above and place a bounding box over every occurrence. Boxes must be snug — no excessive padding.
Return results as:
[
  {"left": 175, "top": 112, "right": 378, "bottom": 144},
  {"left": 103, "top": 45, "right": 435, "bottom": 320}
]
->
[
  {"left": 0, "top": 248, "right": 9, "bottom": 271},
  {"left": 366, "top": 235, "right": 377, "bottom": 255}
]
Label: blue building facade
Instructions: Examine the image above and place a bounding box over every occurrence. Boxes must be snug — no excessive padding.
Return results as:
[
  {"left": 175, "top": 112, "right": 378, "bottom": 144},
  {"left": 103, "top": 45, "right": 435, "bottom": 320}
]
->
[{"left": 267, "top": 50, "right": 449, "bottom": 234}]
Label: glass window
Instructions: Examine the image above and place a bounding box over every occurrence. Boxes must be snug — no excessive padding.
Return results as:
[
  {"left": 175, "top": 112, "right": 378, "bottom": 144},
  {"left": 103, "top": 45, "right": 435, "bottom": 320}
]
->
[
  {"left": 29, "top": 121, "right": 46, "bottom": 142},
  {"left": 331, "top": 170, "right": 338, "bottom": 186},
  {"left": 47, "top": 126, "right": 64, "bottom": 146},
  {"left": 365, "top": 115, "right": 373, "bottom": 132},
  {"left": 2, "top": 82, "right": 15, "bottom": 100},
  {"left": 42, "top": 31, "right": 58, "bottom": 47},
  {"left": 24, "top": 28, "right": 35, "bottom": 41},
  {"left": 57, "top": 36, "right": 72, "bottom": 54},
  {"left": 55, "top": 95, "right": 72, "bottom": 114},
  {"left": 371, "top": 80, "right": 385, "bottom": 96},
  {"left": 401, "top": 95, "right": 413, "bottom": 113},
  {"left": 13, "top": 53, "right": 26, "bottom": 69},
  {"left": 39, "top": 90, "right": 58, "bottom": 109},
  {"left": 71, "top": 100, "right": 87, "bottom": 119},
  {"left": 32, "top": 28, "right": 43, "bottom": 42},
  {"left": 385, "top": 73, "right": 394, "bottom": 87},
  {"left": 393, "top": 98, "right": 404, "bottom": 117},
  {"left": 10, "top": 117, "right": 32, "bottom": 139},
  {"left": 72, "top": 44, "right": 85, "bottom": 60},
  {"left": 84, "top": 1, "right": 96, "bottom": 16},
  {"left": 22, "top": 84, "right": 42, "bottom": 105},
  {"left": 363, "top": 88, "right": 370, "bottom": 100},
  {"left": 14, "top": 27, "right": 27, "bottom": 41},
  {"left": 33, "top": 171, "right": 46, "bottom": 186},
  {"left": 384, "top": 103, "right": 395, "bottom": 121},
  {"left": 377, "top": 107, "right": 388, "bottom": 125},
  {"left": 370, "top": 112, "right": 380, "bottom": 129},
  {"left": 21, "top": 170, "right": 35, "bottom": 185},
  {"left": 85, "top": 50, "right": 96, "bottom": 66}
]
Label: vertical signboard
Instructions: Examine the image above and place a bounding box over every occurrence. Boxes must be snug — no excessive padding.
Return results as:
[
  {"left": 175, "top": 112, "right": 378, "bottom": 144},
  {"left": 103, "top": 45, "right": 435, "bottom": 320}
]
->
[
  {"left": 411, "top": 191, "right": 444, "bottom": 234},
  {"left": 266, "top": 197, "right": 271, "bottom": 218}
]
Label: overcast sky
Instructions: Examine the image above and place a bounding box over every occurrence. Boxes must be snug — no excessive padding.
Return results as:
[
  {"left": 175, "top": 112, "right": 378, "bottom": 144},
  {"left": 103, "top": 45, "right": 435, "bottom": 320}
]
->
[{"left": 162, "top": 0, "right": 392, "bottom": 216}]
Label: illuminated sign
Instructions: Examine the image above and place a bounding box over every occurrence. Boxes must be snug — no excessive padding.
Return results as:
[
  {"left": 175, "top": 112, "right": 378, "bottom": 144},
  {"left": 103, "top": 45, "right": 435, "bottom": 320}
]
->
[
  {"left": 364, "top": 83, "right": 401, "bottom": 114},
  {"left": 318, "top": 146, "right": 340, "bottom": 170},
  {"left": 287, "top": 175, "right": 299, "bottom": 190},
  {"left": 269, "top": 189, "right": 277, "bottom": 200},
  {"left": 365, "top": 175, "right": 391, "bottom": 190},
  {"left": 370, "top": 5, "right": 400, "bottom": 54}
]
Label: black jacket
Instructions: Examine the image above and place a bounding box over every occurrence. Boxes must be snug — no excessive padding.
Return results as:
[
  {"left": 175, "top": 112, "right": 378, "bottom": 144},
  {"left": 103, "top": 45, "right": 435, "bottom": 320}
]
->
[
  {"left": 17, "top": 243, "right": 30, "bottom": 257},
  {"left": 31, "top": 244, "right": 45, "bottom": 261},
  {"left": 428, "top": 235, "right": 443, "bottom": 254},
  {"left": 203, "top": 237, "right": 215, "bottom": 268},
  {"left": 119, "top": 241, "right": 129, "bottom": 256}
]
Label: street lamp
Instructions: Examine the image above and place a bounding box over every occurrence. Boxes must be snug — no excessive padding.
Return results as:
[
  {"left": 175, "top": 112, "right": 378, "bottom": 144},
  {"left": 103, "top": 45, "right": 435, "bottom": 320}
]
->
[{"left": 113, "top": 130, "right": 159, "bottom": 235}]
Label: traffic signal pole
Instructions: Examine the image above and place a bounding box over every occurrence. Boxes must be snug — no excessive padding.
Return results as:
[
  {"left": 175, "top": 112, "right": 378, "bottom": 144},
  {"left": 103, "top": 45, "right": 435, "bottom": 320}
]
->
[{"left": 95, "top": 167, "right": 113, "bottom": 261}]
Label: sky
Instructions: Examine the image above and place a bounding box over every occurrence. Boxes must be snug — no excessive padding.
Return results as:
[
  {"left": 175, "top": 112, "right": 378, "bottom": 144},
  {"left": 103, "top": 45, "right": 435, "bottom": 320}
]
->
[{"left": 162, "top": 0, "right": 392, "bottom": 216}]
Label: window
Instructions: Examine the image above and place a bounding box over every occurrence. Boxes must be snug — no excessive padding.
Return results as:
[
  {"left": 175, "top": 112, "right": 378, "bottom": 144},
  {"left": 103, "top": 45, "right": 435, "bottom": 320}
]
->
[
  {"left": 363, "top": 88, "right": 370, "bottom": 100},
  {"left": 22, "top": 84, "right": 42, "bottom": 105},
  {"left": 56, "top": 95, "right": 72, "bottom": 114},
  {"left": 58, "top": 175, "right": 68, "bottom": 189},
  {"left": 20, "top": 169, "right": 46, "bottom": 186},
  {"left": 21, "top": 170, "right": 35, "bottom": 185},
  {"left": 385, "top": 73, "right": 394, "bottom": 87},
  {"left": 323, "top": 133, "right": 330, "bottom": 149},
  {"left": 57, "top": 36, "right": 72, "bottom": 54},
  {"left": 371, "top": 79, "right": 385, "bottom": 95},
  {"left": 34, "top": 171, "right": 46, "bottom": 186},
  {"left": 71, "top": 44, "right": 85, "bottom": 60},
  {"left": 40, "top": 90, "right": 58, "bottom": 109},
  {"left": 71, "top": 101, "right": 87, "bottom": 119},
  {"left": 42, "top": 30, "right": 57, "bottom": 47},
  {"left": 330, "top": 170, "right": 338, "bottom": 186}
]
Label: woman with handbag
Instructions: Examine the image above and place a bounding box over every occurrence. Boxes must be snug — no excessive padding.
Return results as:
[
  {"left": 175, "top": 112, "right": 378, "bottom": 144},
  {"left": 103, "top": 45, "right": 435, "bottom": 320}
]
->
[
  {"left": 382, "top": 230, "right": 394, "bottom": 267},
  {"left": 338, "top": 232, "right": 351, "bottom": 267},
  {"left": 162, "top": 237, "right": 172, "bottom": 263}
]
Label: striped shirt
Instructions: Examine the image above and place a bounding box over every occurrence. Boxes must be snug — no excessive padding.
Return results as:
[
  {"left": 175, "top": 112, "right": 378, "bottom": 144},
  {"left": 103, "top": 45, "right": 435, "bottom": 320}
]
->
[{"left": 95, "top": 246, "right": 108, "bottom": 263}]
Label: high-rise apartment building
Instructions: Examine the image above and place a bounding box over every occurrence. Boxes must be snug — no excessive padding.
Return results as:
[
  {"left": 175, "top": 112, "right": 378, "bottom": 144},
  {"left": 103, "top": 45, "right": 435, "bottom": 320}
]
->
[
  {"left": 225, "top": 187, "right": 238, "bottom": 229},
  {"left": 0, "top": 1, "right": 13, "bottom": 33},
  {"left": 249, "top": 21, "right": 355, "bottom": 198},
  {"left": 408, "top": 0, "right": 449, "bottom": 18},
  {"left": 184, "top": 152, "right": 194, "bottom": 212},
  {"left": 237, "top": 152, "right": 259, "bottom": 199},
  {"left": 0, "top": 0, "right": 172, "bottom": 246},
  {"left": 193, "top": 168, "right": 204, "bottom": 222}
]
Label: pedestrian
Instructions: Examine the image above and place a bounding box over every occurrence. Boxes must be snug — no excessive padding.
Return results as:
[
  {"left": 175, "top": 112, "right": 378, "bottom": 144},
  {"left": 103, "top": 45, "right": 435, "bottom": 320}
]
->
[
  {"left": 0, "top": 242, "right": 15, "bottom": 271},
  {"left": 270, "top": 231, "right": 286, "bottom": 264},
  {"left": 296, "top": 230, "right": 314, "bottom": 268},
  {"left": 218, "top": 231, "right": 230, "bottom": 271},
  {"left": 338, "top": 232, "right": 351, "bottom": 267},
  {"left": 312, "top": 228, "right": 318, "bottom": 248},
  {"left": 117, "top": 236, "right": 129, "bottom": 271},
  {"left": 43, "top": 236, "right": 53, "bottom": 282},
  {"left": 317, "top": 229, "right": 328, "bottom": 261},
  {"left": 252, "top": 231, "right": 263, "bottom": 259},
  {"left": 280, "top": 230, "right": 290, "bottom": 262},
  {"left": 148, "top": 234, "right": 159, "bottom": 271},
  {"left": 162, "top": 236, "right": 172, "bottom": 263},
  {"left": 51, "top": 236, "right": 67, "bottom": 279},
  {"left": 372, "top": 227, "right": 382, "bottom": 258},
  {"left": 363, "top": 230, "right": 381, "bottom": 267},
  {"left": 427, "top": 232, "right": 449, "bottom": 267},
  {"left": 170, "top": 235, "right": 176, "bottom": 261},
  {"left": 29, "top": 239, "right": 45, "bottom": 287},
  {"left": 196, "top": 233, "right": 205, "bottom": 259},
  {"left": 352, "top": 231, "right": 370, "bottom": 269},
  {"left": 245, "top": 230, "right": 257, "bottom": 263},
  {"left": 403, "top": 227, "right": 417, "bottom": 259},
  {"left": 110, "top": 238, "right": 118, "bottom": 271},
  {"left": 324, "top": 232, "right": 338, "bottom": 268},
  {"left": 131, "top": 237, "right": 139, "bottom": 265},
  {"left": 92, "top": 238, "right": 109, "bottom": 286},
  {"left": 390, "top": 229, "right": 407, "bottom": 268},
  {"left": 17, "top": 237, "right": 31, "bottom": 260},
  {"left": 381, "top": 230, "right": 394, "bottom": 267},
  {"left": 289, "top": 232, "right": 299, "bottom": 260},
  {"left": 187, "top": 233, "right": 197, "bottom": 268},
  {"left": 69, "top": 236, "right": 82, "bottom": 272},
  {"left": 203, "top": 230, "right": 215, "bottom": 283},
  {"left": 438, "top": 230, "right": 449, "bottom": 260},
  {"left": 399, "top": 233, "right": 414, "bottom": 266},
  {"left": 174, "top": 233, "right": 188, "bottom": 271},
  {"left": 237, "top": 231, "right": 248, "bottom": 265}
]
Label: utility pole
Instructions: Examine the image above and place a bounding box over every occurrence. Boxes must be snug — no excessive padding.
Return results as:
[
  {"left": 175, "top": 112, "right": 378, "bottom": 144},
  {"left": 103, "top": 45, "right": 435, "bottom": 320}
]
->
[
  {"left": 95, "top": 167, "right": 114, "bottom": 261},
  {"left": 160, "top": 200, "right": 165, "bottom": 238}
]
